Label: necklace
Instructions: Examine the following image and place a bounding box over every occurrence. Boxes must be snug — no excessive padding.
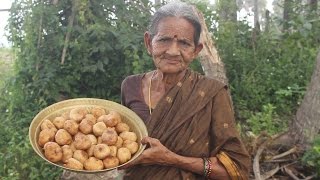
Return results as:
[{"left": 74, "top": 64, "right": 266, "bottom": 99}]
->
[{"left": 148, "top": 71, "right": 156, "bottom": 115}]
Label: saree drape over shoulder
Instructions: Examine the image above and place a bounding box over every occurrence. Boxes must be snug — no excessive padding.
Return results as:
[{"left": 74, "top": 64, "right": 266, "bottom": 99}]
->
[{"left": 121, "top": 69, "right": 250, "bottom": 180}]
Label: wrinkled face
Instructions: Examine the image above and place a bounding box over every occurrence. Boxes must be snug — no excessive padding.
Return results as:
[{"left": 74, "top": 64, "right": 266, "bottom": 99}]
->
[{"left": 144, "top": 17, "right": 203, "bottom": 74}]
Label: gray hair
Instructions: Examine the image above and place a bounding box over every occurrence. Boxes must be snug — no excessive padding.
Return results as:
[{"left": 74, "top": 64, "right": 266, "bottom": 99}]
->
[{"left": 148, "top": 1, "right": 202, "bottom": 45}]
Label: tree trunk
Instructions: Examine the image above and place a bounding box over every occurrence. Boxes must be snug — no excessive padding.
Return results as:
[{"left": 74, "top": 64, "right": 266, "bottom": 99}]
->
[
  {"left": 283, "top": 0, "right": 293, "bottom": 32},
  {"left": 154, "top": 0, "right": 161, "bottom": 8},
  {"left": 193, "top": 7, "right": 228, "bottom": 85},
  {"left": 252, "top": 0, "right": 260, "bottom": 55},
  {"left": 51, "top": 0, "right": 59, "bottom": 5},
  {"left": 253, "top": 0, "right": 260, "bottom": 30},
  {"left": 218, "top": 0, "right": 237, "bottom": 23},
  {"left": 61, "top": 0, "right": 77, "bottom": 64},
  {"left": 265, "top": 10, "right": 270, "bottom": 33},
  {"left": 309, "top": 0, "right": 318, "bottom": 13},
  {"left": 289, "top": 52, "right": 320, "bottom": 147}
]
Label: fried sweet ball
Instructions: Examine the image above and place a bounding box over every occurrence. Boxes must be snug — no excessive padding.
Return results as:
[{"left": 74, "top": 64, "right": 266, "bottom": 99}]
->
[
  {"left": 103, "top": 156, "right": 119, "bottom": 169},
  {"left": 38, "top": 128, "right": 56, "bottom": 147},
  {"left": 70, "top": 107, "right": 87, "bottom": 122},
  {"left": 87, "top": 144, "right": 96, "bottom": 157},
  {"left": 115, "top": 122, "right": 130, "bottom": 133},
  {"left": 108, "top": 146, "right": 117, "bottom": 157},
  {"left": 53, "top": 116, "right": 66, "bottom": 129},
  {"left": 41, "top": 119, "right": 57, "bottom": 133},
  {"left": 83, "top": 114, "right": 97, "bottom": 125},
  {"left": 61, "top": 145, "right": 74, "bottom": 163},
  {"left": 91, "top": 107, "right": 106, "bottom": 118},
  {"left": 101, "top": 128, "right": 118, "bottom": 146},
  {"left": 123, "top": 140, "right": 139, "bottom": 154},
  {"left": 79, "top": 119, "right": 94, "bottom": 134},
  {"left": 55, "top": 129, "right": 72, "bottom": 145},
  {"left": 64, "top": 158, "right": 83, "bottom": 170},
  {"left": 114, "top": 136, "right": 123, "bottom": 148},
  {"left": 93, "top": 144, "right": 110, "bottom": 160},
  {"left": 107, "top": 111, "right": 122, "bottom": 126},
  {"left": 73, "top": 149, "right": 89, "bottom": 164},
  {"left": 87, "top": 134, "right": 98, "bottom": 145},
  {"left": 119, "top": 131, "right": 137, "bottom": 142},
  {"left": 63, "top": 120, "right": 79, "bottom": 135},
  {"left": 44, "top": 142, "right": 63, "bottom": 163},
  {"left": 73, "top": 133, "right": 91, "bottom": 150},
  {"left": 92, "top": 122, "right": 107, "bottom": 136},
  {"left": 69, "top": 142, "right": 77, "bottom": 152},
  {"left": 117, "top": 147, "right": 131, "bottom": 164},
  {"left": 84, "top": 157, "right": 104, "bottom": 170},
  {"left": 97, "top": 111, "right": 121, "bottom": 127},
  {"left": 97, "top": 114, "right": 108, "bottom": 123}
]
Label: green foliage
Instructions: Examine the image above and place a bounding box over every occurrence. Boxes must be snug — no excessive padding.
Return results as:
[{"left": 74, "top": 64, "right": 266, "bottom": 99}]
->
[
  {"left": 0, "top": 48, "right": 14, "bottom": 89},
  {"left": 215, "top": 20, "right": 317, "bottom": 117},
  {"left": 302, "top": 136, "right": 320, "bottom": 176},
  {"left": 212, "top": 1, "right": 319, "bottom": 128},
  {"left": 1, "top": 0, "right": 153, "bottom": 179},
  {"left": 247, "top": 104, "right": 287, "bottom": 135}
]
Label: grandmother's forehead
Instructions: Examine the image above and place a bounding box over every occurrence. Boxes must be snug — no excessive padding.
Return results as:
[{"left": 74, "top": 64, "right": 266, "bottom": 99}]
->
[
  {"left": 157, "top": 17, "right": 195, "bottom": 31},
  {"left": 157, "top": 17, "right": 194, "bottom": 29}
]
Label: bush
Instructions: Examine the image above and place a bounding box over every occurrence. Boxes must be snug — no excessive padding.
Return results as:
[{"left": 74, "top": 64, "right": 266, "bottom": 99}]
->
[
  {"left": 302, "top": 136, "right": 320, "bottom": 176},
  {"left": 247, "top": 104, "right": 287, "bottom": 135}
]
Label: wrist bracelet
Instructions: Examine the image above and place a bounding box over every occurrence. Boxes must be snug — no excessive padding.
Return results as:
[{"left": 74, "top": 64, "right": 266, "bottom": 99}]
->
[
  {"left": 202, "top": 157, "right": 212, "bottom": 179},
  {"left": 206, "top": 158, "right": 212, "bottom": 178},
  {"left": 202, "top": 157, "right": 207, "bottom": 177}
]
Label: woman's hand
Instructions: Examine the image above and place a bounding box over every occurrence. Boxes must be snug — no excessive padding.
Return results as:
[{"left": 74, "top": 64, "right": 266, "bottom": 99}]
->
[
  {"left": 119, "top": 137, "right": 231, "bottom": 179},
  {"left": 120, "top": 136, "right": 175, "bottom": 169}
]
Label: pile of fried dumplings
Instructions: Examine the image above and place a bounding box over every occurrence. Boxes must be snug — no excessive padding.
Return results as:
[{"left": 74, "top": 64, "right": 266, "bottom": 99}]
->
[{"left": 37, "top": 107, "right": 139, "bottom": 171}]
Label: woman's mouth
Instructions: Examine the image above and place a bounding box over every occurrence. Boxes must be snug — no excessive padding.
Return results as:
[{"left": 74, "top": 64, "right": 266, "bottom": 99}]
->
[{"left": 164, "top": 59, "right": 182, "bottom": 64}]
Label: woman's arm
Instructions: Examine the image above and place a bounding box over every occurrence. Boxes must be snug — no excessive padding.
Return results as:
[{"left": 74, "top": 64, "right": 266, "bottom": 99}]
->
[
  {"left": 210, "top": 88, "right": 250, "bottom": 179},
  {"left": 122, "top": 136, "right": 230, "bottom": 179}
]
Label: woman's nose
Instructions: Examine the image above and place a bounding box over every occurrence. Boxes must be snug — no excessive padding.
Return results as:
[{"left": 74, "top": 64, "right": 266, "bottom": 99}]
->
[{"left": 166, "top": 41, "right": 180, "bottom": 56}]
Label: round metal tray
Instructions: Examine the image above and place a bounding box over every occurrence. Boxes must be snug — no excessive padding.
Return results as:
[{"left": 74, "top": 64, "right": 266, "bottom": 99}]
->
[{"left": 29, "top": 98, "right": 148, "bottom": 173}]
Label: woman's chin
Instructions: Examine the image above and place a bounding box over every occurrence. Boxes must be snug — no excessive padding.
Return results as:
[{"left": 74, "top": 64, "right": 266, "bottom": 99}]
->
[
  {"left": 158, "top": 68, "right": 185, "bottom": 74},
  {"left": 157, "top": 64, "right": 186, "bottom": 74}
]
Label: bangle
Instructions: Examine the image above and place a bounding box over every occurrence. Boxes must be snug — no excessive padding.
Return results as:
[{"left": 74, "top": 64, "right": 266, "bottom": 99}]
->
[
  {"left": 202, "top": 157, "right": 207, "bottom": 177},
  {"left": 202, "top": 157, "right": 212, "bottom": 179},
  {"left": 206, "top": 158, "right": 212, "bottom": 178}
]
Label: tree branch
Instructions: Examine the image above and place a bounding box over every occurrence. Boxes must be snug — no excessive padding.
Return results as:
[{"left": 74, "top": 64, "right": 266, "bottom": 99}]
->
[
  {"left": 61, "top": 0, "right": 77, "bottom": 64},
  {"left": 270, "top": 146, "right": 297, "bottom": 160}
]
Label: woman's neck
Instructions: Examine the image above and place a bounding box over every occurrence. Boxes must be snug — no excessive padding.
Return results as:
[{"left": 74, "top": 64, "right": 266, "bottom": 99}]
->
[{"left": 152, "top": 69, "right": 186, "bottom": 92}]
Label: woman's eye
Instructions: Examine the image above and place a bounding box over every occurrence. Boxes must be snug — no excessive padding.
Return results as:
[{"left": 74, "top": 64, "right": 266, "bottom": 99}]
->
[
  {"left": 180, "top": 41, "right": 191, "bottom": 46},
  {"left": 158, "top": 38, "right": 169, "bottom": 42}
]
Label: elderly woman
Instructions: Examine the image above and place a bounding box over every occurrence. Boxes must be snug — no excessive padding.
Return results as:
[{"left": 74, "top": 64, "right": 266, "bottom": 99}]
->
[{"left": 121, "top": 1, "right": 250, "bottom": 180}]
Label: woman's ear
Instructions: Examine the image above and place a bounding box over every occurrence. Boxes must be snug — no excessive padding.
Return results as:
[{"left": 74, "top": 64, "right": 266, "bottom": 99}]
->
[
  {"left": 193, "top": 43, "right": 203, "bottom": 57},
  {"left": 144, "top": 32, "right": 152, "bottom": 55}
]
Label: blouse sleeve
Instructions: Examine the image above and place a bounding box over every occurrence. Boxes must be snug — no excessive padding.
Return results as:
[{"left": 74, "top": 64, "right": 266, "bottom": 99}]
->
[{"left": 210, "top": 88, "right": 251, "bottom": 180}]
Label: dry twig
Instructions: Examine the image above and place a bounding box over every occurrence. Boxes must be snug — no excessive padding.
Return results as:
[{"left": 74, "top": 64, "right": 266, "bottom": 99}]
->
[
  {"left": 304, "top": 174, "right": 317, "bottom": 180},
  {"left": 270, "top": 146, "right": 297, "bottom": 160},
  {"left": 253, "top": 136, "right": 272, "bottom": 180},
  {"left": 284, "top": 166, "right": 300, "bottom": 180},
  {"left": 261, "top": 164, "right": 280, "bottom": 180}
]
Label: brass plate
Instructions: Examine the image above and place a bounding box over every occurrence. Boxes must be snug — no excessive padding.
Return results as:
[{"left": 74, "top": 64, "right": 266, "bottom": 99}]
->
[{"left": 29, "top": 98, "right": 148, "bottom": 173}]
